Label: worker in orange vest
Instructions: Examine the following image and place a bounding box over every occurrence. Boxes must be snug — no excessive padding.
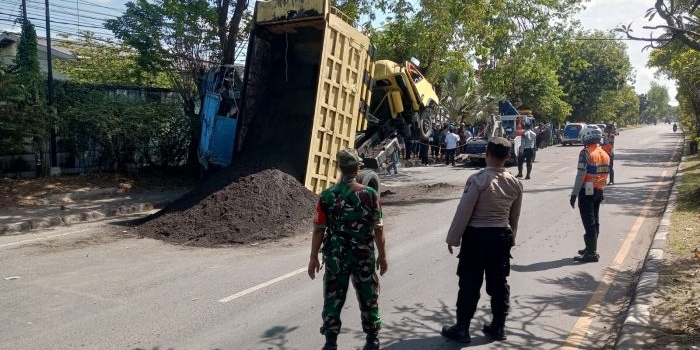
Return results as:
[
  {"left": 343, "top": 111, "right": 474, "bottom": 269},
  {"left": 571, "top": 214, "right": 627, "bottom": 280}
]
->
[{"left": 569, "top": 129, "right": 610, "bottom": 263}]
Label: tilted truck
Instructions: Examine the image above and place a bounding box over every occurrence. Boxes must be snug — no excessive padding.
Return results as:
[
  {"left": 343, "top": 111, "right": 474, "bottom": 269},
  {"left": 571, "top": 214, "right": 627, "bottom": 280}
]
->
[{"left": 199, "top": 0, "right": 441, "bottom": 194}]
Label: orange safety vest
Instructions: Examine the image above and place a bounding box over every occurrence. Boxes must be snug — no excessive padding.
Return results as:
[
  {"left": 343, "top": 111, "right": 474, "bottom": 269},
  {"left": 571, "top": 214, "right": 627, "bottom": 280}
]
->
[
  {"left": 584, "top": 144, "right": 610, "bottom": 189},
  {"left": 601, "top": 134, "right": 614, "bottom": 154}
]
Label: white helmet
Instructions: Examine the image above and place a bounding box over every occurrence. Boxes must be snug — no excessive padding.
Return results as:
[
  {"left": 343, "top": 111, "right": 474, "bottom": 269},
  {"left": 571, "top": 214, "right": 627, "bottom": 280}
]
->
[{"left": 582, "top": 128, "right": 603, "bottom": 145}]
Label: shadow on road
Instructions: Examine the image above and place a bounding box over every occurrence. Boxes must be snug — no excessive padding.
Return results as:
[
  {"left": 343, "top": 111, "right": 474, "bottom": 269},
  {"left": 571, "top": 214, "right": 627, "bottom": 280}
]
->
[{"left": 511, "top": 258, "right": 575, "bottom": 272}]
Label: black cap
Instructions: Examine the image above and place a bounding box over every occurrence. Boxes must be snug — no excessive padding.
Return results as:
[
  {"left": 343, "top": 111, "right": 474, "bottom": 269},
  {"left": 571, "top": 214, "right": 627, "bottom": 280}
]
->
[{"left": 487, "top": 137, "right": 512, "bottom": 159}]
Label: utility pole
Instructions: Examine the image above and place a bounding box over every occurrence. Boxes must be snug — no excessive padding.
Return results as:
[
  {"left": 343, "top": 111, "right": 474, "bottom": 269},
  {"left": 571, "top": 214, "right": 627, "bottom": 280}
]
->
[
  {"left": 21, "top": 0, "right": 27, "bottom": 22},
  {"left": 44, "top": 0, "right": 58, "bottom": 170}
]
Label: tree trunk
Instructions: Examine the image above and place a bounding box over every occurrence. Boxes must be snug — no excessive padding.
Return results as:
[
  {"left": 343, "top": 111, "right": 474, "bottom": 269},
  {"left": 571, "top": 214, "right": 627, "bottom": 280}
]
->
[
  {"left": 221, "top": 0, "right": 248, "bottom": 64},
  {"left": 184, "top": 98, "right": 200, "bottom": 168}
]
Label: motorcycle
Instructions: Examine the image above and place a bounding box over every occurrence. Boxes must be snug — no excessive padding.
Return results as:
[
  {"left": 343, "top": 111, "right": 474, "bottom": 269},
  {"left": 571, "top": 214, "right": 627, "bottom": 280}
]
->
[{"left": 673, "top": 123, "right": 678, "bottom": 132}]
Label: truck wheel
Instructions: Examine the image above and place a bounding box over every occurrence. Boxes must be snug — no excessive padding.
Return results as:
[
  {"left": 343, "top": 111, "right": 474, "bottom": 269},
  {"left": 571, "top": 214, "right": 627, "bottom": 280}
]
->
[
  {"left": 357, "top": 169, "right": 381, "bottom": 194},
  {"left": 417, "top": 105, "right": 437, "bottom": 140}
]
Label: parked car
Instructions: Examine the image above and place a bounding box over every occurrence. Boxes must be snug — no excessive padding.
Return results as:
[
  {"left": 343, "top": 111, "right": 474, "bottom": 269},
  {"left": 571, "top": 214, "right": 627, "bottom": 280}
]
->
[{"left": 561, "top": 123, "right": 586, "bottom": 146}]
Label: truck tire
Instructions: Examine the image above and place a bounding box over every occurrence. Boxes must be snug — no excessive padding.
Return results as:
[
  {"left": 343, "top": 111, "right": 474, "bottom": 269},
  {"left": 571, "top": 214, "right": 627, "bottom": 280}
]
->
[
  {"left": 418, "top": 105, "right": 437, "bottom": 140},
  {"left": 357, "top": 169, "right": 381, "bottom": 194}
]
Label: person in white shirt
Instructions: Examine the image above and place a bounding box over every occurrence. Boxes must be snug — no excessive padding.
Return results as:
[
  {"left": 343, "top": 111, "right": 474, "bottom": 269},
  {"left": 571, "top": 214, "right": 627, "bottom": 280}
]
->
[
  {"left": 516, "top": 123, "right": 537, "bottom": 179},
  {"left": 444, "top": 127, "right": 460, "bottom": 166}
]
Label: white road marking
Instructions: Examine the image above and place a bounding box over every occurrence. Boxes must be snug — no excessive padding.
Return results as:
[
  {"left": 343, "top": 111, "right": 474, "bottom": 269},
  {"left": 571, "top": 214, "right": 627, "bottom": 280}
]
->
[{"left": 217, "top": 267, "right": 307, "bottom": 303}]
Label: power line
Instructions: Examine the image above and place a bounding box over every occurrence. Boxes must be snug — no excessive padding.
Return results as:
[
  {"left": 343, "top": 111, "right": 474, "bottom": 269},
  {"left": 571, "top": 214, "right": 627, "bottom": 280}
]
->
[
  {"left": 53, "top": 0, "right": 125, "bottom": 14},
  {"left": 39, "top": 0, "right": 121, "bottom": 18},
  {"left": 0, "top": 10, "right": 105, "bottom": 28},
  {"left": 0, "top": 17, "right": 114, "bottom": 40}
]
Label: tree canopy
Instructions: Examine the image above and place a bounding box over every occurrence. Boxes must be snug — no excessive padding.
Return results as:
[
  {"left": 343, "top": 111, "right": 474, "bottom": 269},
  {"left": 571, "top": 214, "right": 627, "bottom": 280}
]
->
[
  {"left": 648, "top": 42, "right": 700, "bottom": 137},
  {"left": 557, "top": 30, "right": 634, "bottom": 123},
  {"left": 54, "top": 32, "right": 170, "bottom": 87}
]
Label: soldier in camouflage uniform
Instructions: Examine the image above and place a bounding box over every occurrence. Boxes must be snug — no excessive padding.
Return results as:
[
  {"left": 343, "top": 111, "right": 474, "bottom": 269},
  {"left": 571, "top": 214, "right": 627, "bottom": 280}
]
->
[{"left": 308, "top": 148, "right": 388, "bottom": 350}]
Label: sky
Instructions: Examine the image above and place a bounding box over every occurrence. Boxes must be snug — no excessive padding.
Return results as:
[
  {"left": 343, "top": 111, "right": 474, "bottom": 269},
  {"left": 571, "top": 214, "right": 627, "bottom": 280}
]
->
[
  {"left": 1, "top": 0, "right": 679, "bottom": 105},
  {"left": 574, "top": 0, "right": 678, "bottom": 105}
]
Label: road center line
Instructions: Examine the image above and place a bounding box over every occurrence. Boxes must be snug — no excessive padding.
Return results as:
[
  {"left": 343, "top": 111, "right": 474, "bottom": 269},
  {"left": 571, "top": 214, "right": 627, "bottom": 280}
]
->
[
  {"left": 562, "top": 137, "right": 681, "bottom": 349},
  {"left": 217, "top": 267, "right": 307, "bottom": 303}
]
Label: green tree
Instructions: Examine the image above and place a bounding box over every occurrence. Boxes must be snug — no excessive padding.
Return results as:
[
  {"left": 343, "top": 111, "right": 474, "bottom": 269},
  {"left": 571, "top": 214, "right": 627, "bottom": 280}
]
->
[
  {"left": 1, "top": 20, "right": 50, "bottom": 155},
  {"left": 648, "top": 42, "right": 700, "bottom": 137},
  {"left": 480, "top": 41, "right": 572, "bottom": 124},
  {"left": 11, "top": 19, "right": 43, "bottom": 103},
  {"left": 106, "top": 0, "right": 221, "bottom": 166},
  {"left": 643, "top": 82, "right": 672, "bottom": 122},
  {"left": 557, "top": 31, "right": 633, "bottom": 123},
  {"left": 440, "top": 72, "right": 498, "bottom": 125},
  {"left": 54, "top": 32, "right": 170, "bottom": 87},
  {"left": 56, "top": 82, "right": 190, "bottom": 169}
]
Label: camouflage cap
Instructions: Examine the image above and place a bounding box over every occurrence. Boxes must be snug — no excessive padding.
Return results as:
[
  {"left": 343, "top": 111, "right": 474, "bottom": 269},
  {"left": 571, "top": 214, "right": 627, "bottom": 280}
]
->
[
  {"left": 337, "top": 148, "right": 363, "bottom": 167},
  {"left": 487, "top": 137, "right": 512, "bottom": 159}
]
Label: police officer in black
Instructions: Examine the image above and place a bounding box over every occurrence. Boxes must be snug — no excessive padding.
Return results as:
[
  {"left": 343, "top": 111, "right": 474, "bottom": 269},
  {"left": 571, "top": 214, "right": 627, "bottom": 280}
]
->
[{"left": 442, "top": 137, "right": 523, "bottom": 343}]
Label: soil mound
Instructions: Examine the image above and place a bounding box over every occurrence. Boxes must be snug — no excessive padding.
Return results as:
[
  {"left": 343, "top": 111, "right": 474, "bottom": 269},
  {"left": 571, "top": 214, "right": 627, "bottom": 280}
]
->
[{"left": 137, "top": 169, "right": 317, "bottom": 246}]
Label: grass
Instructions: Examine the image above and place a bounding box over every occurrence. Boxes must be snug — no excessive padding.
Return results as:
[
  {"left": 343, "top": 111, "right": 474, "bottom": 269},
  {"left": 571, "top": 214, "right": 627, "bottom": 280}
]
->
[{"left": 651, "top": 150, "right": 700, "bottom": 347}]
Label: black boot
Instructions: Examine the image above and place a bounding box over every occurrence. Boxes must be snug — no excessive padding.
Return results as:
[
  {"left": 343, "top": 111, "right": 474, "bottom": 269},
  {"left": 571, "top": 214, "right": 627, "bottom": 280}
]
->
[
  {"left": 362, "top": 332, "right": 380, "bottom": 350},
  {"left": 321, "top": 333, "right": 337, "bottom": 350},
  {"left": 483, "top": 323, "right": 507, "bottom": 341},
  {"left": 441, "top": 324, "right": 471, "bottom": 343},
  {"left": 574, "top": 236, "right": 599, "bottom": 262}
]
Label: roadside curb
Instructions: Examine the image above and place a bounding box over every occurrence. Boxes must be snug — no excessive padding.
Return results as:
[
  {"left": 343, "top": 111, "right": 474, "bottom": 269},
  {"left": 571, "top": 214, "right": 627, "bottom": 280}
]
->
[
  {"left": 614, "top": 155, "right": 683, "bottom": 348},
  {"left": 0, "top": 198, "right": 174, "bottom": 236}
]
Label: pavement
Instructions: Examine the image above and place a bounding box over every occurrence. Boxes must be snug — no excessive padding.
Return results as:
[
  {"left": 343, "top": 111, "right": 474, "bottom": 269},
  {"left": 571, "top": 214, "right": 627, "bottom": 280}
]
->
[
  {"left": 0, "top": 147, "right": 686, "bottom": 349},
  {"left": 0, "top": 188, "right": 190, "bottom": 236}
]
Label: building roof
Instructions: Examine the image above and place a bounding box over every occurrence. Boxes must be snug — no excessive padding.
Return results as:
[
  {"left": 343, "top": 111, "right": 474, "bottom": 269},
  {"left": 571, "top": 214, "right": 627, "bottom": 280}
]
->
[{"left": 0, "top": 31, "right": 77, "bottom": 61}]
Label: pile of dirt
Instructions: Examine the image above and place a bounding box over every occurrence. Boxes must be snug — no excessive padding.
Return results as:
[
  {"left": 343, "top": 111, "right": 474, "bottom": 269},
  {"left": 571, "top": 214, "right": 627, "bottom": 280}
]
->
[{"left": 137, "top": 168, "right": 317, "bottom": 246}]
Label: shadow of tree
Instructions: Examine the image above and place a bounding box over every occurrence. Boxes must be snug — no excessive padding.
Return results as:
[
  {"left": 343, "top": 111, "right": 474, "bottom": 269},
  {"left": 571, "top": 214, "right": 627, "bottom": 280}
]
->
[
  {"left": 602, "top": 174, "right": 673, "bottom": 218},
  {"left": 511, "top": 258, "right": 575, "bottom": 272},
  {"left": 260, "top": 325, "right": 300, "bottom": 350}
]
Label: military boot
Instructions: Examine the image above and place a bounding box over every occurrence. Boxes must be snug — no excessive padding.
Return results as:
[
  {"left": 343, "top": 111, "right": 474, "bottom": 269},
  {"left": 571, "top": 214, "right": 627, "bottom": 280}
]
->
[
  {"left": 321, "top": 333, "right": 337, "bottom": 350},
  {"left": 362, "top": 332, "right": 380, "bottom": 350},
  {"left": 441, "top": 324, "right": 471, "bottom": 343},
  {"left": 483, "top": 323, "right": 507, "bottom": 341},
  {"left": 574, "top": 236, "right": 599, "bottom": 262}
]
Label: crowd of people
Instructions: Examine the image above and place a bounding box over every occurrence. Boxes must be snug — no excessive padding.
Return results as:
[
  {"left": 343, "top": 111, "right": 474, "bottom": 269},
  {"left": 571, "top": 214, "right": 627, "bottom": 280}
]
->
[{"left": 384, "top": 121, "right": 618, "bottom": 175}]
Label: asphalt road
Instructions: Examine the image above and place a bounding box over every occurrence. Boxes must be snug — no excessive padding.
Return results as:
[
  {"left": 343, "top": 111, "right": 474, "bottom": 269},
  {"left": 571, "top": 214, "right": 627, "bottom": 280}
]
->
[{"left": 0, "top": 124, "right": 683, "bottom": 350}]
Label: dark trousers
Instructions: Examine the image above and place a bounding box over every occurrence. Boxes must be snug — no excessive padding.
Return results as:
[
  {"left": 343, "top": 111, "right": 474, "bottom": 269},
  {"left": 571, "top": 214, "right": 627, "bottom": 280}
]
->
[
  {"left": 608, "top": 153, "right": 615, "bottom": 183},
  {"left": 445, "top": 148, "right": 456, "bottom": 165},
  {"left": 431, "top": 143, "right": 439, "bottom": 158},
  {"left": 456, "top": 227, "right": 512, "bottom": 327},
  {"left": 517, "top": 148, "right": 534, "bottom": 175},
  {"left": 578, "top": 188, "right": 604, "bottom": 249},
  {"left": 420, "top": 142, "right": 429, "bottom": 164}
]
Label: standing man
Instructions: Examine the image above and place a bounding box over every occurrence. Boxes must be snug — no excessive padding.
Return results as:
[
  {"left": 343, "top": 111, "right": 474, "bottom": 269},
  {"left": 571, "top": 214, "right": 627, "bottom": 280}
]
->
[
  {"left": 308, "top": 149, "right": 388, "bottom": 350},
  {"left": 516, "top": 123, "right": 537, "bottom": 179},
  {"left": 602, "top": 125, "right": 615, "bottom": 185},
  {"left": 461, "top": 124, "right": 473, "bottom": 154},
  {"left": 442, "top": 137, "right": 523, "bottom": 343},
  {"left": 570, "top": 130, "right": 610, "bottom": 263},
  {"left": 444, "top": 126, "right": 460, "bottom": 166}
]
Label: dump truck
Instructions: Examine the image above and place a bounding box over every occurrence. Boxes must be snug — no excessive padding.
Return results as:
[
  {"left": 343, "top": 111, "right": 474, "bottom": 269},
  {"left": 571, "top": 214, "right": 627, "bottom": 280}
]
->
[{"left": 200, "top": 0, "right": 441, "bottom": 194}]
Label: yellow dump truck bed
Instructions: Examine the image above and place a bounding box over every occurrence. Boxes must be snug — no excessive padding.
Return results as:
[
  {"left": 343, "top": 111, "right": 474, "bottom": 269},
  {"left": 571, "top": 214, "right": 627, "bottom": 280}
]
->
[{"left": 238, "top": 0, "right": 374, "bottom": 194}]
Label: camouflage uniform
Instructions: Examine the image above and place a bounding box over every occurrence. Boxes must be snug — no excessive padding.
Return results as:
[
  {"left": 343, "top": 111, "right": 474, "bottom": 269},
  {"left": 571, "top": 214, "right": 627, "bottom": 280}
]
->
[{"left": 314, "top": 177, "right": 383, "bottom": 336}]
